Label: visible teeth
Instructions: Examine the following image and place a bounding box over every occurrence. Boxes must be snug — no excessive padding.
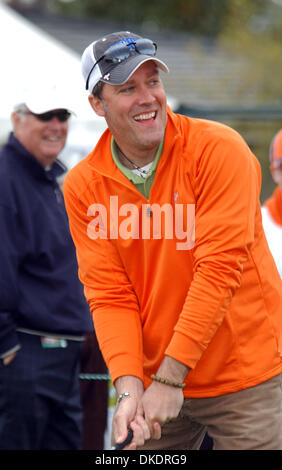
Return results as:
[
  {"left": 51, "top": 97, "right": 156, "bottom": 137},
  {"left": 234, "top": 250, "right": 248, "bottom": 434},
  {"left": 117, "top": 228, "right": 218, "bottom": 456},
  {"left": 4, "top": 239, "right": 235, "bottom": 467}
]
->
[
  {"left": 134, "top": 112, "right": 156, "bottom": 121},
  {"left": 46, "top": 136, "right": 59, "bottom": 141}
]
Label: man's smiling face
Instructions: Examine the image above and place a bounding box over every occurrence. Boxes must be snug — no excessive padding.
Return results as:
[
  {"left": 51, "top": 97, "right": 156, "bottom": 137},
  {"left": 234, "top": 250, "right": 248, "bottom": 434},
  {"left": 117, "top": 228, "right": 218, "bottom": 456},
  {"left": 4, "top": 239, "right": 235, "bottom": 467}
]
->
[
  {"left": 13, "top": 108, "right": 68, "bottom": 167},
  {"left": 91, "top": 61, "right": 167, "bottom": 160}
]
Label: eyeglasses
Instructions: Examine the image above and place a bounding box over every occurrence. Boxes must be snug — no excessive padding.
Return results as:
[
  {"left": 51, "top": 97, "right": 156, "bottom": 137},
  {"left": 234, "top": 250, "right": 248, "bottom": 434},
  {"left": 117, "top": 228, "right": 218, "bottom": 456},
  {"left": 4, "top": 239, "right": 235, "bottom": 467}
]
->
[
  {"left": 23, "top": 110, "right": 71, "bottom": 122},
  {"left": 85, "top": 38, "right": 157, "bottom": 90}
]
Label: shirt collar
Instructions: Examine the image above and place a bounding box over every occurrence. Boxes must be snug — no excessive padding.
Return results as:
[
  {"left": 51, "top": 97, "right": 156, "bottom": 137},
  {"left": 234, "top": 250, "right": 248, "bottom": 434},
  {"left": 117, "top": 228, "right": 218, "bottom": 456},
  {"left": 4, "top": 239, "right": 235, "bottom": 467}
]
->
[
  {"left": 8, "top": 133, "right": 67, "bottom": 181},
  {"left": 111, "top": 136, "right": 163, "bottom": 183}
]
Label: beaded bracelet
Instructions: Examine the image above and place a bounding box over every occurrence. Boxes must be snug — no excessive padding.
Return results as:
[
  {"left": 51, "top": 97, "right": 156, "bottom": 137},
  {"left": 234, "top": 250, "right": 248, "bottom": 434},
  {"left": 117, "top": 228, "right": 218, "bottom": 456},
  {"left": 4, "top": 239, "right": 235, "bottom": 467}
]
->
[{"left": 151, "top": 374, "right": 186, "bottom": 389}]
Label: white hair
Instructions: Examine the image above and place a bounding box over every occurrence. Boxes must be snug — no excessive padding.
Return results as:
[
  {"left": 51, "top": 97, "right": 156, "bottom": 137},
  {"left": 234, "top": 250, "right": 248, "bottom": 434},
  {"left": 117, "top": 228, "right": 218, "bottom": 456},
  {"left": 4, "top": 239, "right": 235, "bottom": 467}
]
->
[{"left": 13, "top": 103, "right": 29, "bottom": 122}]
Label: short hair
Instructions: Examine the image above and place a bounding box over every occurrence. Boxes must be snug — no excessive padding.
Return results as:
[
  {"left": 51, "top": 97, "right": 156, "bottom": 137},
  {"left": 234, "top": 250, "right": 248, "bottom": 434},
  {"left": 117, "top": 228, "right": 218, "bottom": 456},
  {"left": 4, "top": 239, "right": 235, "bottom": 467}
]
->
[
  {"left": 13, "top": 103, "right": 29, "bottom": 122},
  {"left": 14, "top": 103, "right": 28, "bottom": 113},
  {"left": 92, "top": 81, "right": 104, "bottom": 99}
]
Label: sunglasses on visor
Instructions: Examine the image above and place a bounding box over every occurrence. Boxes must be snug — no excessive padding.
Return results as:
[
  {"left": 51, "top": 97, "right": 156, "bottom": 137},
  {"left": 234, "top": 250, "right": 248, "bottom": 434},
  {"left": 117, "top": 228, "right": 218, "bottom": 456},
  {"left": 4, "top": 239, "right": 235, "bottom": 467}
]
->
[
  {"left": 25, "top": 110, "right": 71, "bottom": 122},
  {"left": 85, "top": 38, "right": 157, "bottom": 90}
]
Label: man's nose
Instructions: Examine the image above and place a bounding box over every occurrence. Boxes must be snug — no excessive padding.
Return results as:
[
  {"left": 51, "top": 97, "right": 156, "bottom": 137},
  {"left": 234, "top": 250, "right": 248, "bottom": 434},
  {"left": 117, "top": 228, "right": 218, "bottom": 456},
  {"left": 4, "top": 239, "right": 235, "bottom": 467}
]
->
[{"left": 137, "top": 85, "right": 155, "bottom": 104}]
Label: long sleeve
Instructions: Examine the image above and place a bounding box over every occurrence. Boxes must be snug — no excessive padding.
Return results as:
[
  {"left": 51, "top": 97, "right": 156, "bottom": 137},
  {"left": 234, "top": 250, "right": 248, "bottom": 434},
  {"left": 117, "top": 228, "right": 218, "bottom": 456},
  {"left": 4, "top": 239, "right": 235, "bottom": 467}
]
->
[
  {"left": 63, "top": 180, "right": 144, "bottom": 383},
  {"left": 63, "top": 113, "right": 282, "bottom": 397},
  {"left": 0, "top": 203, "right": 22, "bottom": 357},
  {"left": 166, "top": 130, "right": 260, "bottom": 368}
]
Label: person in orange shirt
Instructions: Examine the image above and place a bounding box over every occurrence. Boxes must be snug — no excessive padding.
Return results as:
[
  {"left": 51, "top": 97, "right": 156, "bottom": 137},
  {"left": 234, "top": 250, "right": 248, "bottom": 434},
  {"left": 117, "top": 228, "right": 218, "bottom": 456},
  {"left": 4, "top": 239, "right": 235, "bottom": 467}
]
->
[
  {"left": 261, "top": 129, "right": 282, "bottom": 277},
  {"left": 63, "top": 31, "right": 282, "bottom": 450}
]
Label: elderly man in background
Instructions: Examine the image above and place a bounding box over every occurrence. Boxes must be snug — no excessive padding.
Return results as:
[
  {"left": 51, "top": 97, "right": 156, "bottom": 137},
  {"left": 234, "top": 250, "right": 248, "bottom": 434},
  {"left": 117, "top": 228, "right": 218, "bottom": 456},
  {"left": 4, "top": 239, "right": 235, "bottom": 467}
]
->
[{"left": 0, "top": 90, "right": 93, "bottom": 450}]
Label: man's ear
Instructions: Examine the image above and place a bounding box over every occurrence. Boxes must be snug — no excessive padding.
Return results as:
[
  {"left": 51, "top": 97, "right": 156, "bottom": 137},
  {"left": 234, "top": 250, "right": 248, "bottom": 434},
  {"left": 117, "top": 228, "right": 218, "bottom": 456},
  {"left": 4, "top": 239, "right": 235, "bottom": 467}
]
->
[
  {"left": 88, "top": 94, "right": 106, "bottom": 117},
  {"left": 11, "top": 111, "right": 20, "bottom": 128}
]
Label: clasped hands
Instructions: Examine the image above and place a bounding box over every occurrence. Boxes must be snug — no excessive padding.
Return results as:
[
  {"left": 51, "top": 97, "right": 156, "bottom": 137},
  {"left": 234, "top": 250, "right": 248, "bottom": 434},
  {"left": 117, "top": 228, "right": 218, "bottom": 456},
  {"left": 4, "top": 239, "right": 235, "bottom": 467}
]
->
[{"left": 112, "top": 378, "right": 184, "bottom": 450}]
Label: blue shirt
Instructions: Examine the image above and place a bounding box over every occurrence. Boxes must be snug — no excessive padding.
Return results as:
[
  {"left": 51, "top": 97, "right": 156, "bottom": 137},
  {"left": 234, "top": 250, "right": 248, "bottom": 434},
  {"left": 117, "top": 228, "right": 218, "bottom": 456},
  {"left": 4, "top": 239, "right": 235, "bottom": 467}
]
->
[{"left": 0, "top": 134, "right": 93, "bottom": 357}]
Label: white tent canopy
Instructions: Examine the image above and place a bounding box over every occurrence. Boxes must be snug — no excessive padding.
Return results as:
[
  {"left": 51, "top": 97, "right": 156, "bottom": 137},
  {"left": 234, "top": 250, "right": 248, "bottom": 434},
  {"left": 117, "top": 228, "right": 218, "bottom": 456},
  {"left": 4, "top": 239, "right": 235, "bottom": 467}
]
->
[{"left": 0, "top": 2, "right": 106, "bottom": 168}]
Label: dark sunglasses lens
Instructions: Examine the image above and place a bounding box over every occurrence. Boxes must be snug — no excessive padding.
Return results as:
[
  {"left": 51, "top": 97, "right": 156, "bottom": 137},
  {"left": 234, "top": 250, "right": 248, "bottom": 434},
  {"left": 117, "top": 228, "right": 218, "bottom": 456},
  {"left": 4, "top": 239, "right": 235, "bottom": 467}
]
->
[
  {"left": 56, "top": 111, "right": 71, "bottom": 122},
  {"left": 35, "top": 112, "right": 52, "bottom": 121},
  {"left": 105, "top": 44, "right": 130, "bottom": 63},
  {"left": 35, "top": 111, "right": 70, "bottom": 122},
  {"left": 135, "top": 39, "right": 157, "bottom": 56}
]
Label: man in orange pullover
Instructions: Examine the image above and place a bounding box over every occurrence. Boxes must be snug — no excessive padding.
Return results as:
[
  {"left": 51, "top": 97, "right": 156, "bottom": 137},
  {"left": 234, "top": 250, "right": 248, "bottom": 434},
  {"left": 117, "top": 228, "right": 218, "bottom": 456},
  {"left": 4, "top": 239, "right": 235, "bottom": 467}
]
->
[
  {"left": 63, "top": 31, "right": 282, "bottom": 450},
  {"left": 262, "top": 129, "right": 282, "bottom": 277}
]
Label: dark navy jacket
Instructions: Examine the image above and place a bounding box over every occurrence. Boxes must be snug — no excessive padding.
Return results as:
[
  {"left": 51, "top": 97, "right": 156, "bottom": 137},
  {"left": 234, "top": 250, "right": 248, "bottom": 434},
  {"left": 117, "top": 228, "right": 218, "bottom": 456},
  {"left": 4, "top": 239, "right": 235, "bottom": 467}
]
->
[{"left": 0, "top": 134, "right": 93, "bottom": 357}]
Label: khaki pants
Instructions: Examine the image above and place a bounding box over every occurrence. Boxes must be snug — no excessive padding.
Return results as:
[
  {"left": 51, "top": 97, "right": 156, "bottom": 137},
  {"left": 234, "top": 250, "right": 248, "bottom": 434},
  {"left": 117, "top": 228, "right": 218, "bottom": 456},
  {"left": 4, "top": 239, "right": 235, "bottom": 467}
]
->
[{"left": 138, "top": 373, "right": 282, "bottom": 450}]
